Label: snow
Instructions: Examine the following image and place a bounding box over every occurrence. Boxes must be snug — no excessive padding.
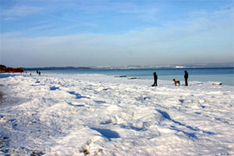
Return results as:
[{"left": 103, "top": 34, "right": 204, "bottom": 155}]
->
[{"left": 0, "top": 73, "right": 234, "bottom": 155}]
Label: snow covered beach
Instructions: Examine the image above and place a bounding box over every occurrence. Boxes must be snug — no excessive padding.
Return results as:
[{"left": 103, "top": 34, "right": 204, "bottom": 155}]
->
[{"left": 0, "top": 73, "right": 234, "bottom": 155}]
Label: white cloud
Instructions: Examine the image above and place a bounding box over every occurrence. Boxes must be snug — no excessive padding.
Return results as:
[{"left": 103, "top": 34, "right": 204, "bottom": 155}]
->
[
  {"left": 0, "top": 32, "right": 23, "bottom": 38},
  {"left": 1, "top": 15, "right": 233, "bottom": 67},
  {"left": 1, "top": 5, "right": 44, "bottom": 20}
]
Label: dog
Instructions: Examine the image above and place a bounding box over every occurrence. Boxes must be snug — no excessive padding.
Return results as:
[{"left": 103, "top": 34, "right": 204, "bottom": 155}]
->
[{"left": 173, "top": 79, "right": 180, "bottom": 86}]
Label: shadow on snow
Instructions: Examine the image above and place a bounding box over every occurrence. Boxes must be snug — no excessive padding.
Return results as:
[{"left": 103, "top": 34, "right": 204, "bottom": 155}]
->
[
  {"left": 68, "top": 91, "right": 90, "bottom": 99},
  {"left": 156, "top": 109, "right": 215, "bottom": 139},
  {"left": 90, "top": 127, "right": 120, "bottom": 141}
]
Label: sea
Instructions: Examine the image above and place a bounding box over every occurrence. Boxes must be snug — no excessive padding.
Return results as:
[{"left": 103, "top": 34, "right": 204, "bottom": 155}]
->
[{"left": 35, "top": 67, "right": 234, "bottom": 86}]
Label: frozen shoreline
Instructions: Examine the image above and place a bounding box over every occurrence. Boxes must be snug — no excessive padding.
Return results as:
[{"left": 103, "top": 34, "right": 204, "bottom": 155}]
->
[{"left": 0, "top": 73, "right": 234, "bottom": 155}]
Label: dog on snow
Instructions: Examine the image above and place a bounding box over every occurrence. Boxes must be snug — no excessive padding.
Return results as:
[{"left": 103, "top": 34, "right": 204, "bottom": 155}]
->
[{"left": 173, "top": 79, "right": 180, "bottom": 86}]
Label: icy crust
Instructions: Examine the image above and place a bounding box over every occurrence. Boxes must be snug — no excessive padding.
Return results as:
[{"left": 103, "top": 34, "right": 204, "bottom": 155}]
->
[{"left": 0, "top": 73, "right": 234, "bottom": 155}]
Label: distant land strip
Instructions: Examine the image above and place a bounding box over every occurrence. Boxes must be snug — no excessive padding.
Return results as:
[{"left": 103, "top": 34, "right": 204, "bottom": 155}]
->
[
  {"left": 24, "top": 66, "right": 234, "bottom": 71},
  {"left": 24, "top": 67, "right": 91, "bottom": 71}
]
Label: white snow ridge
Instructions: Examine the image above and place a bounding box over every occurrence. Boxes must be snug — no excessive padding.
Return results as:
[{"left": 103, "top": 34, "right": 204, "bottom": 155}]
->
[{"left": 0, "top": 73, "right": 234, "bottom": 155}]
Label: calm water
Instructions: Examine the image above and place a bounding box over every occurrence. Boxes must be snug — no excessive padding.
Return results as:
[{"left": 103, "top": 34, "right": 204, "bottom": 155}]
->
[{"left": 37, "top": 68, "right": 234, "bottom": 86}]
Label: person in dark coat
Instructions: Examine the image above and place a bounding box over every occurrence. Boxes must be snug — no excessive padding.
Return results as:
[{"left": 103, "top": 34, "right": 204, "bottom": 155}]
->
[
  {"left": 184, "top": 70, "right": 189, "bottom": 86},
  {"left": 152, "top": 72, "right": 158, "bottom": 86}
]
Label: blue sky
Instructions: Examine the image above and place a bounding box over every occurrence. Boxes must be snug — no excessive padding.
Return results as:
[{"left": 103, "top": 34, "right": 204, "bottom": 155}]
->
[{"left": 0, "top": 0, "right": 233, "bottom": 67}]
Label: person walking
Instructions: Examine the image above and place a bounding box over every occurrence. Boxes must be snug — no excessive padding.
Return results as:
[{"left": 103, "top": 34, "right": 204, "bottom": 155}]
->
[
  {"left": 184, "top": 70, "right": 189, "bottom": 86},
  {"left": 152, "top": 72, "right": 158, "bottom": 86}
]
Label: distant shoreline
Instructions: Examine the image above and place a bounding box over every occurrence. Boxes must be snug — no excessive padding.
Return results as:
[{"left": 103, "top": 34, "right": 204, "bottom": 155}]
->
[{"left": 23, "top": 66, "right": 234, "bottom": 71}]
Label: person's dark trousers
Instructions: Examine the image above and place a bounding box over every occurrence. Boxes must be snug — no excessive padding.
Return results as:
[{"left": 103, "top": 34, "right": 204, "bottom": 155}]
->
[
  {"left": 152, "top": 81, "right": 157, "bottom": 86},
  {"left": 185, "top": 79, "right": 188, "bottom": 86},
  {"left": 154, "top": 79, "right": 157, "bottom": 86}
]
